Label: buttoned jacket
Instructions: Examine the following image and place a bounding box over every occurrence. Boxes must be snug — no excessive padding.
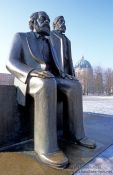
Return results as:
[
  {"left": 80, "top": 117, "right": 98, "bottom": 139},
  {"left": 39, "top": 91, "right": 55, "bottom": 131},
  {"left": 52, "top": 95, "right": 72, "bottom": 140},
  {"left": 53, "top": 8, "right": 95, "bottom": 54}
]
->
[
  {"left": 6, "top": 31, "right": 61, "bottom": 105},
  {"left": 50, "top": 30, "right": 75, "bottom": 76}
]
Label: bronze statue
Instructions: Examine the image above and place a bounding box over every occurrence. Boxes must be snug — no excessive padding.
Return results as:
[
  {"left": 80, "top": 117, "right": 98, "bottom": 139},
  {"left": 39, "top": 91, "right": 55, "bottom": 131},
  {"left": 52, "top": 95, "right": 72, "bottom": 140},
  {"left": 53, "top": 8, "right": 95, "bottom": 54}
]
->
[
  {"left": 6, "top": 12, "right": 96, "bottom": 169},
  {"left": 50, "top": 15, "right": 96, "bottom": 142}
]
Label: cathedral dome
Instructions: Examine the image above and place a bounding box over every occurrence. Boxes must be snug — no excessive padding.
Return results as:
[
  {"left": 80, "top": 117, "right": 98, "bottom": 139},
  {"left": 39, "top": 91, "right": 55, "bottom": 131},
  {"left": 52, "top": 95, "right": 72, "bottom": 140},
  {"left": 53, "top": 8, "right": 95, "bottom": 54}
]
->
[
  {"left": 75, "top": 56, "right": 93, "bottom": 95},
  {"left": 75, "top": 56, "right": 92, "bottom": 69}
]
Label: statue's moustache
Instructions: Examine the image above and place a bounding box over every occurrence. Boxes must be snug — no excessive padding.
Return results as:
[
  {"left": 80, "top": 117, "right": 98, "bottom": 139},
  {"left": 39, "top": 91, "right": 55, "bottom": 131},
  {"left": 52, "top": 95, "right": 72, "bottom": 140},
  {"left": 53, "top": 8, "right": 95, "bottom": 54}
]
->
[{"left": 41, "top": 22, "right": 50, "bottom": 29}]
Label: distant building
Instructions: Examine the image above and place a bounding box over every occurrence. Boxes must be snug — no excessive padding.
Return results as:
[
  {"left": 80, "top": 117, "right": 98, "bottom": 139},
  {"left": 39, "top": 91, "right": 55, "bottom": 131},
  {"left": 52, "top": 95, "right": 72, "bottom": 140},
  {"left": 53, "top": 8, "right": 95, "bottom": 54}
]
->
[
  {"left": 75, "top": 56, "right": 93, "bottom": 95},
  {"left": 0, "top": 73, "right": 14, "bottom": 85}
]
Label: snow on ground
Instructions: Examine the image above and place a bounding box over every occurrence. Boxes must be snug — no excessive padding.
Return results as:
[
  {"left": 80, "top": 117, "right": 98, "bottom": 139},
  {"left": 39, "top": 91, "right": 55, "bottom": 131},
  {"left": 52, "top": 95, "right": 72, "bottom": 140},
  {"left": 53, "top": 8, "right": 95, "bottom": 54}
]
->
[{"left": 83, "top": 96, "right": 113, "bottom": 115}]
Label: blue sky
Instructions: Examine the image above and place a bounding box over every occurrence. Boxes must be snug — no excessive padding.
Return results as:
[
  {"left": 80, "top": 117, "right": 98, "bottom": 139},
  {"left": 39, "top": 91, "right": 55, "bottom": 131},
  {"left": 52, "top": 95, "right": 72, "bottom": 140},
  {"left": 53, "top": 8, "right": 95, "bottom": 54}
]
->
[{"left": 0, "top": 0, "right": 113, "bottom": 72}]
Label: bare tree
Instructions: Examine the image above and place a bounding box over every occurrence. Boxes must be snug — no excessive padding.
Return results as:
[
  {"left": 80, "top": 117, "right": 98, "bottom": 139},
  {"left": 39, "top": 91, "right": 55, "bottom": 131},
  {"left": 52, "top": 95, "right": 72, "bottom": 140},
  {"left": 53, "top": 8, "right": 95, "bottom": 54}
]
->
[
  {"left": 75, "top": 64, "right": 113, "bottom": 96},
  {"left": 104, "top": 68, "right": 113, "bottom": 95},
  {"left": 93, "top": 66, "right": 104, "bottom": 95},
  {"left": 75, "top": 68, "right": 93, "bottom": 95}
]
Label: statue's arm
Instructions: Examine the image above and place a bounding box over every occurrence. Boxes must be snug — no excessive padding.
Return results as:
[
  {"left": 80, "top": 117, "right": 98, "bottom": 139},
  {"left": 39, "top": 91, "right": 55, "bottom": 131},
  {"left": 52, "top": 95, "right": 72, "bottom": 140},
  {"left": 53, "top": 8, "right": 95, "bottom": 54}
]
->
[
  {"left": 6, "top": 33, "right": 34, "bottom": 83},
  {"left": 29, "top": 70, "right": 54, "bottom": 78}
]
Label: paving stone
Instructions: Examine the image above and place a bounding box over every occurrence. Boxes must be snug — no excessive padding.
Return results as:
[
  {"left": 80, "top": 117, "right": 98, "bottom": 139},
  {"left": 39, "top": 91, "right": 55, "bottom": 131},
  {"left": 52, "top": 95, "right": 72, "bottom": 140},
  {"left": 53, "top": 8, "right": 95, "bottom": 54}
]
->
[{"left": 75, "top": 146, "right": 113, "bottom": 175}]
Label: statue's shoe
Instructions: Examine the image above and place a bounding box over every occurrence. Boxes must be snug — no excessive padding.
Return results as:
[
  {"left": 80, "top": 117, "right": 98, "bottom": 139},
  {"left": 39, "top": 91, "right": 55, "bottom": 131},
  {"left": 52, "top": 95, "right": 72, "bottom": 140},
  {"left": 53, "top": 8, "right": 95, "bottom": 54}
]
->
[
  {"left": 76, "top": 137, "right": 96, "bottom": 149},
  {"left": 37, "top": 150, "right": 68, "bottom": 169}
]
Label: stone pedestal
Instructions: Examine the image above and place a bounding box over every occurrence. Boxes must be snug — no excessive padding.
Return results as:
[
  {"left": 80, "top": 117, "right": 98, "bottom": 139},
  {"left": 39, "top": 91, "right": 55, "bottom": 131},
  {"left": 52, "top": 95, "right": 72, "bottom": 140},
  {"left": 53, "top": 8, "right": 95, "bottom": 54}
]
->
[{"left": 0, "top": 85, "right": 33, "bottom": 149}]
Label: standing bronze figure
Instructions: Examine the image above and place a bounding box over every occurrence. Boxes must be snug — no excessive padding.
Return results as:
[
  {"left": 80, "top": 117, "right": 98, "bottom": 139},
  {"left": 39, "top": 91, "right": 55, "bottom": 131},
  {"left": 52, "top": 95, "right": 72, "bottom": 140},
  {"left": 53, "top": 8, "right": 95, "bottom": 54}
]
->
[{"left": 6, "top": 12, "right": 96, "bottom": 169}]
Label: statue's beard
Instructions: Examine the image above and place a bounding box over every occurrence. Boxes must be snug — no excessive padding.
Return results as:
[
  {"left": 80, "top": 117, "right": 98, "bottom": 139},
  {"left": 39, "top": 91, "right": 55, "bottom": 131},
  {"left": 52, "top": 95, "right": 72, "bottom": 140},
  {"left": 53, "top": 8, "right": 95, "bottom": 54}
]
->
[
  {"left": 34, "top": 23, "right": 50, "bottom": 36},
  {"left": 57, "top": 24, "right": 66, "bottom": 33}
]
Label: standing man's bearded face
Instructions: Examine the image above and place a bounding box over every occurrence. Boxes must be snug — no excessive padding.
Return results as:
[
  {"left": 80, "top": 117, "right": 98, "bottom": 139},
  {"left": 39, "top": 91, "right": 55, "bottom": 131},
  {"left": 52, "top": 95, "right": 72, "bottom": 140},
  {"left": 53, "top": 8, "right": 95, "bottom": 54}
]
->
[
  {"left": 34, "top": 12, "right": 50, "bottom": 36},
  {"left": 55, "top": 17, "right": 66, "bottom": 33}
]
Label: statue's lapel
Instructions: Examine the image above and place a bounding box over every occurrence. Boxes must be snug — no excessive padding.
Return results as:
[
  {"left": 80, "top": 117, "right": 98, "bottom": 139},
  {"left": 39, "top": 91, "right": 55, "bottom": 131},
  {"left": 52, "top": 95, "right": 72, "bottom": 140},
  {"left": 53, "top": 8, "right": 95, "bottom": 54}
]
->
[
  {"left": 26, "top": 32, "right": 45, "bottom": 64},
  {"left": 48, "top": 37, "right": 61, "bottom": 73},
  {"left": 50, "top": 31, "right": 64, "bottom": 72}
]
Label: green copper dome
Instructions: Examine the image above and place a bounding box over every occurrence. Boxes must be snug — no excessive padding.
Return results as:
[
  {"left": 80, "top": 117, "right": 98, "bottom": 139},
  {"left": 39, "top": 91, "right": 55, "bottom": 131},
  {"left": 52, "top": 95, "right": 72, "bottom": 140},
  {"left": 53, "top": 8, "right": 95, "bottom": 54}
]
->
[{"left": 75, "top": 56, "right": 92, "bottom": 69}]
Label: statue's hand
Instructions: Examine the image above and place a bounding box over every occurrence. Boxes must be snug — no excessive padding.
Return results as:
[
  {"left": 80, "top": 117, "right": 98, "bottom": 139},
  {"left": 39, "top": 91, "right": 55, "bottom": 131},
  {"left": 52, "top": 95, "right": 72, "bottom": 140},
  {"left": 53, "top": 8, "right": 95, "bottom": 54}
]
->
[
  {"left": 30, "top": 70, "right": 54, "bottom": 78},
  {"left": 65, "top": 74, "right": 73, "bottom": 80},
  {"left": 65, "top": 74, "right": 76, "bottom": 80}
]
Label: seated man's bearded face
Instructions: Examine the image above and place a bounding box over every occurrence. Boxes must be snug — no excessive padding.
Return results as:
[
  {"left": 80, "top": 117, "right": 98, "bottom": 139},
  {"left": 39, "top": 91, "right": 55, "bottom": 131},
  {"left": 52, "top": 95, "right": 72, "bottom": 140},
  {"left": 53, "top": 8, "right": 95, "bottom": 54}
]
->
[
  {"left": 34, "top": 12, "right": 50, "bottom": 36},
  {"left": 56, "top": 17, "right": 66, "bottom": 33}
]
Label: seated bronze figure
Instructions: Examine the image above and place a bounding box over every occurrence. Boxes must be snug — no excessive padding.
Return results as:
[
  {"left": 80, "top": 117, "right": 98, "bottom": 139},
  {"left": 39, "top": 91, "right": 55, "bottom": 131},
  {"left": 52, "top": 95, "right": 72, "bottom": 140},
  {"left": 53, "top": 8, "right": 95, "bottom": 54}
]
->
[{"left": 6, "top": 11, "right": 96, "bottom": 169}]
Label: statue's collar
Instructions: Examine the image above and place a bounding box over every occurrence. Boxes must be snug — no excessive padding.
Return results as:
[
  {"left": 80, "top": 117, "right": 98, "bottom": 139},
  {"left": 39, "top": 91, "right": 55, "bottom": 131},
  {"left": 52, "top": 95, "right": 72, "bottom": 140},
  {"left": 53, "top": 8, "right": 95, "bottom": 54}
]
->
[
  {"left": 34, "top": 32, "right": 40, "bottom": 39},
  {"left": 34, "top": 32, "right": 49, "bottom": 40},
  {"left": 53, "top": 30, "right": 65, "bottom": 37}
]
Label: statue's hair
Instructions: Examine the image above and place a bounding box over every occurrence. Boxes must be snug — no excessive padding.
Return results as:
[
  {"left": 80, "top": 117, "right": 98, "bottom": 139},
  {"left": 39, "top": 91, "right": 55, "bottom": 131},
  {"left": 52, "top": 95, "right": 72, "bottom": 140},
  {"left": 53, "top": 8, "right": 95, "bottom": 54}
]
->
[
  {"left": 53, "top": 16, "right": 64, "bottom": 29},
  {"left": 29, "top": 11, "right": 50, "bottom": 31}
]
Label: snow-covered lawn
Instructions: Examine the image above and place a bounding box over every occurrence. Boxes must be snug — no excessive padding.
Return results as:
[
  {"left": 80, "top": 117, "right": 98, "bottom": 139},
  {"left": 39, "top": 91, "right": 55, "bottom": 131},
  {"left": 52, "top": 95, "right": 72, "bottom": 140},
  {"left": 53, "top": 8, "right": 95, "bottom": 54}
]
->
[{"left": 83, "top": 96, "right": 113, "bottom": 115}]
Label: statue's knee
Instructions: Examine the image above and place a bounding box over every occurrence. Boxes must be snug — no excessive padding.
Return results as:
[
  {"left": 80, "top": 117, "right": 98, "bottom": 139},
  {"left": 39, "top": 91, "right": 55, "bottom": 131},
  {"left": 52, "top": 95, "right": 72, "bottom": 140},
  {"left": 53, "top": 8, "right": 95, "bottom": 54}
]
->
[
  {"left": 28, "top": 77, "right": 56, "bottom": 95},
  {"left": 42, "top": 78, "right": 57, "bottom": 91},
  {"left": 71, "top": 80, "right": 82, "bottom": 94}
]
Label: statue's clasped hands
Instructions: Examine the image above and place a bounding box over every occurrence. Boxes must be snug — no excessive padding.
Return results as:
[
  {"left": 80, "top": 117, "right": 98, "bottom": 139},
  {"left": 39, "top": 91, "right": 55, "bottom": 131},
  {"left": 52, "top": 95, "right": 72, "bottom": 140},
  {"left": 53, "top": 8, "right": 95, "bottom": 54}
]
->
[
  {"left": 30, "top": 70, "right": 54, "bottom": 78},
  {"left": 61, "top": 73, "right": 76, "bottom": 80}
]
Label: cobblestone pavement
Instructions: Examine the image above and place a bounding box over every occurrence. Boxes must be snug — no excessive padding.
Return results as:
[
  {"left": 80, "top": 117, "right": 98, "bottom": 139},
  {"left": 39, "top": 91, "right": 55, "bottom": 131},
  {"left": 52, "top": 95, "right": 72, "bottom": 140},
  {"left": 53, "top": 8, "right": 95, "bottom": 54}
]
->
[{"left": 75, "top": 145, "right": 113, "bottom": 175}]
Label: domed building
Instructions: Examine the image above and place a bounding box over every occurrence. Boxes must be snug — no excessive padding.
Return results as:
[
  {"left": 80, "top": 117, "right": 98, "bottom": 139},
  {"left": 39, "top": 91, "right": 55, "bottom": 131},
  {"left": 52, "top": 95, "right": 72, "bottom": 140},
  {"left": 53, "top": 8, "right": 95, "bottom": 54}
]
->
[{"left": 75, "top": 56, "right": 93, "bottom": 95}]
